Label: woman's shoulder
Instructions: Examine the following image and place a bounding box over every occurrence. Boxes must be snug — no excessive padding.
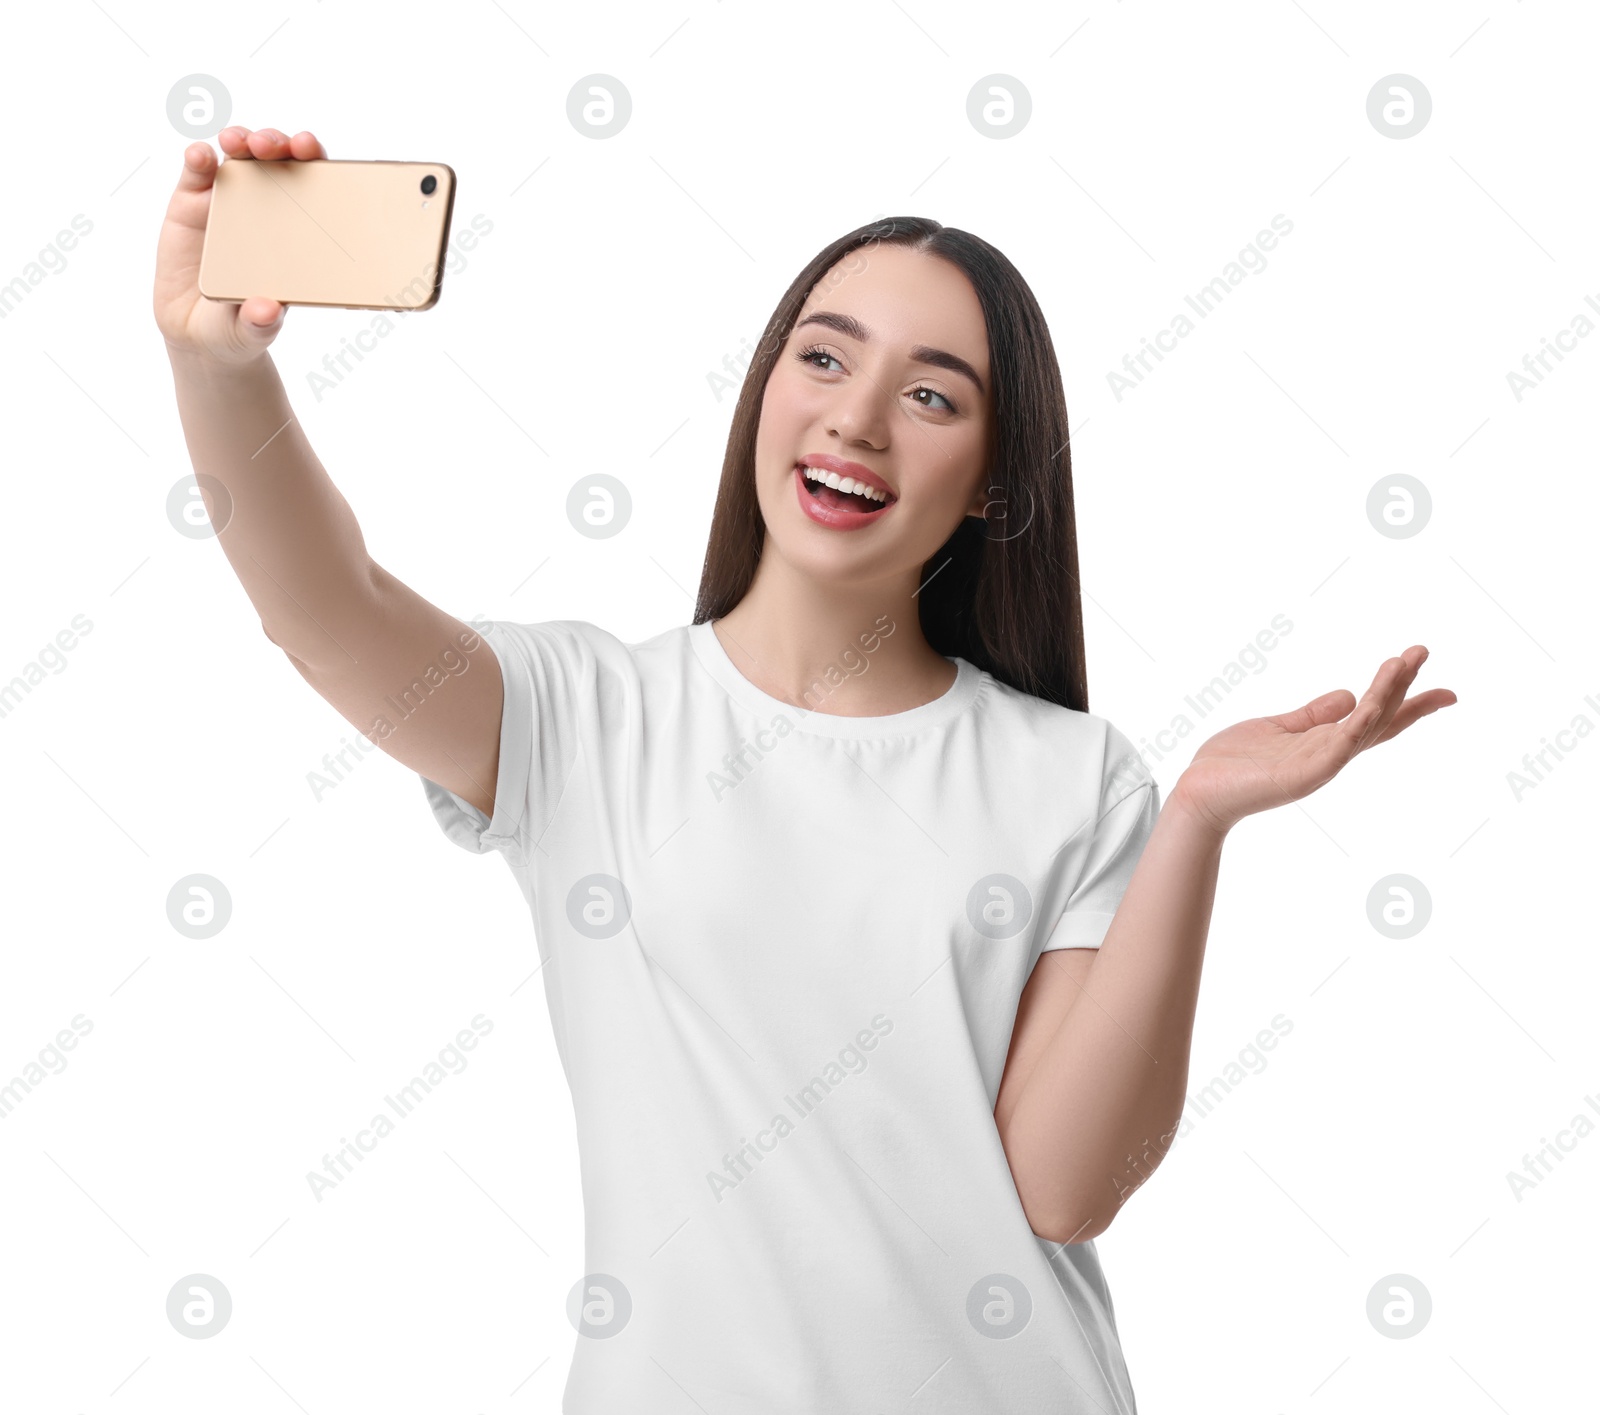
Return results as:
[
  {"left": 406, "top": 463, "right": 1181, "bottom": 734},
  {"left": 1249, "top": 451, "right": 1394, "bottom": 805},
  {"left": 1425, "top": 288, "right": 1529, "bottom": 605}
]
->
[
  {"left": 482, "top": 617, "right": 714, "bottom": 707},
  {"left": 479, "top": 615, "right": 681, "bottom": 659},
  {"left": 972, "top": 666, "right": 1155, "bottom": 796}
]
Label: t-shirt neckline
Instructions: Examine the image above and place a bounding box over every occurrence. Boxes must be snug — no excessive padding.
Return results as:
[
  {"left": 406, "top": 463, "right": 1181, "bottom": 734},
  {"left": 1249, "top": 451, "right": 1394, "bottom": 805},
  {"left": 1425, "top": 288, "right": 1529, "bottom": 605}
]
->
[{"left": 689, "top": 618, "right": 983, "bottom": 740}]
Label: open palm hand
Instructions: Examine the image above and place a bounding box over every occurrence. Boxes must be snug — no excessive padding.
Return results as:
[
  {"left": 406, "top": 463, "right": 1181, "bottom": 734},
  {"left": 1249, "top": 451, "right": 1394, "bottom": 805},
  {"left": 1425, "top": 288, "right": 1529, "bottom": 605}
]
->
[{"left": 1173, "top": 645, "right": 1457, "bottom": 837}]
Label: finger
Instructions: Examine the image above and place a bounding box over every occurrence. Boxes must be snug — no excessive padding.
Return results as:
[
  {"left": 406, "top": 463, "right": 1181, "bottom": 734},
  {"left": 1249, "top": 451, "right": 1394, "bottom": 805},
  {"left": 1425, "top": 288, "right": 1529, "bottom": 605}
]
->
[
  {"left": 175, "top": 140, "right": 218, "bottom": 194},
  {"left": 1323, "top": 660, "right": 1401, "bottom": 764},
  {"left": 1368, "top": 687, "right": 1458, "bottom": 747},
  {"left": 1356, "top": 646, "right": 1428, "bottom": 752},
  {"left": 247, "top": 127, "right": 292, "bottom": 160},
  {"left": 288, "top": 130, "right": 328, "bottom": 160},
  {"left": 1339, "top": 650, "right": 1418, "bottom": 756},
  {"left": 217, "top": 126, "right": 255, "bottom": 159}
]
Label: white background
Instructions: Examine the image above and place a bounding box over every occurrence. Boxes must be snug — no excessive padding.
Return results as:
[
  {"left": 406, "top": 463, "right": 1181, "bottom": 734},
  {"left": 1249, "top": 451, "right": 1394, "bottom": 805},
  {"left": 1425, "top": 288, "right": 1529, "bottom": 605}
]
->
[{"left": 1, "top": 0, "right": 1594, "bottom": 1411}]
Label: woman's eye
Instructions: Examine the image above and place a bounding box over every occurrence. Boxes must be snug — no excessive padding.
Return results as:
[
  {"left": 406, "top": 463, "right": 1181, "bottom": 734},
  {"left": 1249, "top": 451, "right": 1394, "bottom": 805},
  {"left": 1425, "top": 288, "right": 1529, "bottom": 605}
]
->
[
  {"left": 911, "top": 385, "right": 956, "bottom": 413},
  {"left": 796, "top": 345, "right": 843, "bottom": 373}
]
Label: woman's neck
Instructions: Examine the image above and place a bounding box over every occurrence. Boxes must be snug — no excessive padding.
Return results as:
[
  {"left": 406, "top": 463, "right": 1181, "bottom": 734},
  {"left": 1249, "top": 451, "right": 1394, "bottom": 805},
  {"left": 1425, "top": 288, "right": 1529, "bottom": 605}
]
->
[{"left": 710, "top": 574, "right": 956, "bottom": 717}]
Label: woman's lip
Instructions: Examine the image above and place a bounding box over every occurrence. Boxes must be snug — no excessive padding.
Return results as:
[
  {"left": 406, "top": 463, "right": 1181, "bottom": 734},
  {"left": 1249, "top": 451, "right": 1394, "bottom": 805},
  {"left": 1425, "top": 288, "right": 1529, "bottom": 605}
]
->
[
  {"left": 793, "top": 463, "right": 897, "bottom": 529},
  {"left": 798, "top": 453, "right": 896, "bottom": 501}
]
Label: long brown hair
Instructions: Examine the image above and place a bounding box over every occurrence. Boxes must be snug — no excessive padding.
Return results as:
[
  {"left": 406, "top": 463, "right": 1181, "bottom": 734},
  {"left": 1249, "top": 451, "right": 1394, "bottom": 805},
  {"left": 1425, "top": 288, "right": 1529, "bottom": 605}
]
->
[{"left": 693, "top": 216, "right": 1090, "bottom": 714}]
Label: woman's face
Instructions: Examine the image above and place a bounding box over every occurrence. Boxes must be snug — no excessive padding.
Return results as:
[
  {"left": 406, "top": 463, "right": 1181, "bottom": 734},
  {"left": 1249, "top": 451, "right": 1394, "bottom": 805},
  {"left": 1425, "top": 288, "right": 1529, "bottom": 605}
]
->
[{"left": 753, "top": 243, "right": 993, "bottom": 587}]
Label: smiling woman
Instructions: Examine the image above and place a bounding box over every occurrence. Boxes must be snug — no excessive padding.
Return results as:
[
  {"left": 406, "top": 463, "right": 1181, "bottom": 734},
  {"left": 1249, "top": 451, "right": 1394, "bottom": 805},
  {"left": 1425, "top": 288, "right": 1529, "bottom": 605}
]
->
[
  {"left": 159, "top": 172, "right": 1140, "bottom": 1410},
  {"left": 158, "top": 144, "right": 1455, "bottom": 1415}
]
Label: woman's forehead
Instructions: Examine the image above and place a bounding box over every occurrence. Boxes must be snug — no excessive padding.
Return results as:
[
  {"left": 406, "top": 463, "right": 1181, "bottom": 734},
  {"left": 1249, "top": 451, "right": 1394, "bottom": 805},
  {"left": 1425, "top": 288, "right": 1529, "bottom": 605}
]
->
[{"left": 801, "top": 249, "right": 990, "bottom": 376}]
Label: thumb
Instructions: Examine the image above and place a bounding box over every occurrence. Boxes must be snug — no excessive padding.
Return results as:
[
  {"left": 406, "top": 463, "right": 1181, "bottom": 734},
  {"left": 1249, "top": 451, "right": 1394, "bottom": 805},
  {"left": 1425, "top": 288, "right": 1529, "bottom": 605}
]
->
[
  {"left": 235, "top": 295, "right": 286, "bottom": 351},
  {"left": 1273, "top": 688, "right": 1356, "bottom": 735}
]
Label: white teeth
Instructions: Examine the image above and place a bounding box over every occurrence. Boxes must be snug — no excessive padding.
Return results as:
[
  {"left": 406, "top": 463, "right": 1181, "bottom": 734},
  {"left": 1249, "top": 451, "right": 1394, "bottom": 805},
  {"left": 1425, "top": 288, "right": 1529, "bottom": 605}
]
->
[{"left": 799, "top": 464, "right": 891, "bottom": 505}]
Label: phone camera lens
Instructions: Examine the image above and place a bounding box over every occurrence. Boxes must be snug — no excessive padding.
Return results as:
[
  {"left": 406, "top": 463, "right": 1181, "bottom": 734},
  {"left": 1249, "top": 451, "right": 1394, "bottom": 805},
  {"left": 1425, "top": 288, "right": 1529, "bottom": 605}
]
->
[{"left": 420, "top": 174, "right": 438, "bottom": 196}]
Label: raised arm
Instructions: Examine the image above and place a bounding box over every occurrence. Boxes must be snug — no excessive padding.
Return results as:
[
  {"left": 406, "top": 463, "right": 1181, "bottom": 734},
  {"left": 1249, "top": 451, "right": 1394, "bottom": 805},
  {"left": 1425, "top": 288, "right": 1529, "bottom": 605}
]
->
[{"left": 154, "top": 127, "right": 503, "bottom": 816}]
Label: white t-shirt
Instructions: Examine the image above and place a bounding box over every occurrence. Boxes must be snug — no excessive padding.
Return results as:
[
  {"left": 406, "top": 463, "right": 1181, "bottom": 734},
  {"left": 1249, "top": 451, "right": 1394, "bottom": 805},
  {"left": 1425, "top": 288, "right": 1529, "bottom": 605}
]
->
[{"left": 420, "top": 616, "right": 1161, "bottom": 1414}]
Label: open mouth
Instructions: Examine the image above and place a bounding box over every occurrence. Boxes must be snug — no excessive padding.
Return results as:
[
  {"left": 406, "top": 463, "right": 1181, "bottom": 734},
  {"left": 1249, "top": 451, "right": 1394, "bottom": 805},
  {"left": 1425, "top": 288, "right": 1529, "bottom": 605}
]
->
[{"left": 796, "top": 463, "right": 896, "bottom": 515}]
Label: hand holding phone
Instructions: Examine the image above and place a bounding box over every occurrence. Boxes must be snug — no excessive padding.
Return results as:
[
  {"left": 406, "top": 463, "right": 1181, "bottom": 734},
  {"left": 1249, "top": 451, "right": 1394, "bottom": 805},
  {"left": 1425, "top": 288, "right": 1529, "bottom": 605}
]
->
[
  {"left": 153, "top": 128, "right": 457, "bottom": 369},
  {"left": 154, "top": 127, "right": 323, "bottom": 365}
]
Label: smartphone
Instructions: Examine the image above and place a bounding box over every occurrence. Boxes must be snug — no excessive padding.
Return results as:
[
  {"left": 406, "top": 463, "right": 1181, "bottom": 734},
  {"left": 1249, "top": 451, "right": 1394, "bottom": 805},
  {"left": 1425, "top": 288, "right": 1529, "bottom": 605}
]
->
[{"left": 198, "top": 158, "right": 457, "bottom": 312}]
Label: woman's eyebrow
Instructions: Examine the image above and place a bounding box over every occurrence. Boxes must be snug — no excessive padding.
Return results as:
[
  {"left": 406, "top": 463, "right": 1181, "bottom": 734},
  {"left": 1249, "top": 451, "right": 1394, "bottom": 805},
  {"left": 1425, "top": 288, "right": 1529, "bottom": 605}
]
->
[{"left": 793, "top": 309, "right": 986, "bottom": 397}]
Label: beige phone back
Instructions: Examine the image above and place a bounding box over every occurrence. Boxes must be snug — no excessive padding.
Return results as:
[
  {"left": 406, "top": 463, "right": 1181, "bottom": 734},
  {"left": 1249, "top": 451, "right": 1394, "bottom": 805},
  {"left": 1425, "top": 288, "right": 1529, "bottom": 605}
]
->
[{"left": 198, "top": 158, "right": 457, "bottom": 311}]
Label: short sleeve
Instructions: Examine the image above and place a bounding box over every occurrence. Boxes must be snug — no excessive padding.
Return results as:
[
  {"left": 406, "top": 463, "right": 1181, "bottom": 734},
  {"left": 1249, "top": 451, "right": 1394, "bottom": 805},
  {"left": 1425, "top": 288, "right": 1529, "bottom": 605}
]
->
[
  {"left": 1040, "top": 730, "right": 1161, "bottom": 952},
  {"left": 417, "top": 618, "right": 604, "bottom": 864}
]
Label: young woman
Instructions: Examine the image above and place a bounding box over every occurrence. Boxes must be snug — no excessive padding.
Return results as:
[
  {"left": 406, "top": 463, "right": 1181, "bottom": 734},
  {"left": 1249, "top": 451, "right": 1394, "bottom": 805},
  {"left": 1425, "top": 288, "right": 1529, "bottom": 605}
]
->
[{"left": 155, "top": 127, "right": 1456, "bottom": 1413}]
